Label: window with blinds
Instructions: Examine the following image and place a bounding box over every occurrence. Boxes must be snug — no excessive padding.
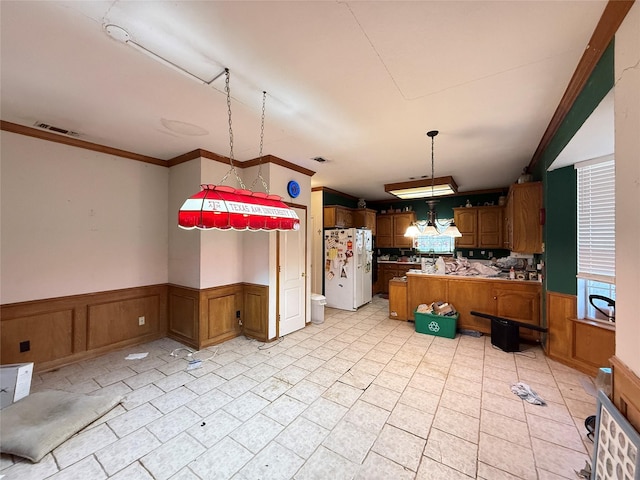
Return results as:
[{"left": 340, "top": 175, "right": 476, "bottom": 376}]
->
[
  {"left": 575, "top": 155, "right": 615, "bottom": 322},
  {"left": 576, "top": 156, "right": 615, "bottom": 283}
]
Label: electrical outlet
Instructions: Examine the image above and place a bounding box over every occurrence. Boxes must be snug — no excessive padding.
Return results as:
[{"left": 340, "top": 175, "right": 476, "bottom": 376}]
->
[
  {"left": 19, "top": 340, "right": 30, "bottom": 352},
  {"left": 468, "top": 251, "right": 473, "bottom": 257},
  {"left": 138, "top": 316, "right": 145, "bottom": 326}
]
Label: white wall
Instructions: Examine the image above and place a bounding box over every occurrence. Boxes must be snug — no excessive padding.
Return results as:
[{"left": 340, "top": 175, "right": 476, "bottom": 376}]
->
[
  {"left": 614, "top": 1, "right": 640, "bottom": 376},
  {"left": 0, "top": 131, "right": 169, "bottom": 303},
  {"left": 240, "top": 164, "right": 271, "bottom": 286},
  {"left": 310, "top": 190, "right": 323, "bottom": 294},
  {"left": 199, "top": 159, "right": 245, "bottom": 288},
  {"left": 168, "top": 159, "right": 201, "bottom": 288}
]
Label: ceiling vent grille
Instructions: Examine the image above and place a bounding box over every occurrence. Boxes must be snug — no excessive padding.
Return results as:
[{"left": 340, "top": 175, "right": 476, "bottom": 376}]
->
[{"left": 33, "top": 122, "right": 80, "bottom": 137}]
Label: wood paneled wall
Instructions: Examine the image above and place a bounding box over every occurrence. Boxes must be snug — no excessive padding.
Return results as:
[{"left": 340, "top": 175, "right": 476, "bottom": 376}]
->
[
  {"left": 0, "top": 285, "right": 168, "bottom": 372},
  {"left": 167, "top": 283, "right": 269, "bottom": 350},
  {"left": 546, "top": 291, "right": 615, "bottom": 376},
  {"left": 611, "top": 356, "right": 640, "bottom": 434},
  {"left": 1, "top": 282, "right": 270, "bottom": 372}
]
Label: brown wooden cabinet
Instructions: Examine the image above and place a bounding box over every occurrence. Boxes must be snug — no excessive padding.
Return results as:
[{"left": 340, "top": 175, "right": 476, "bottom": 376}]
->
[
  {"left": 478, "top": 207, "right": 503, "bottom": 248},
  {"left": 352, "top": 208, "right": 376, "bottom": 235},
  {"left": 378, "top": 264, "right": 397, "bottom": 295},
  {"left": 376, "top": 263, "right": 415, "bottom": 294},
  {"left": 407, "top": 275, "right": 448, "bottom": 316},
  {"left": 324, "top": 205, "right": 354, "bottom": 228},
  {"left": 389, "top": 278, "right": 408, "bottom": 320},
  {"left": 454, "top": 208, "right": 477, "bottom": 248},
  {"left": 407, "top": 274, "right": 541, "bottom": 340},
  {"left": 504, "top": 182, "right": 543, "bottom": 253},
  {"left": 376, "top": 212, "right": 416, "bottom": 248},
  {"left": 453, "top": 206, "right": 503, "bottom": 249}
]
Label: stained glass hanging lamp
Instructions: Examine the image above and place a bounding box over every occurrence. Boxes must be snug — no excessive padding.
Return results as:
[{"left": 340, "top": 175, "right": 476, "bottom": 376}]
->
[{"left": 178, "top": 69, "right": 300, "bottom": 232}]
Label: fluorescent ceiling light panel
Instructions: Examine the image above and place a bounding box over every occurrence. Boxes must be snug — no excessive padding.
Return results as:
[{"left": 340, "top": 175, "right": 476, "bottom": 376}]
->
[{"left": 385, "top": 176, "right": 458, "bottom": 199}]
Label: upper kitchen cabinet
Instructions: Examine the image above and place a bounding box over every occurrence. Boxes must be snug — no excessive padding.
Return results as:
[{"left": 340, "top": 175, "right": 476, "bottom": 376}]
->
[
  {"left": 352, "top": 208, "right": 377, "bottom": 235},
  {"left": 324, "top": 205, "right": 353, "bottom": 228},
  {"left": 376, "top": 212, "right": 416, "bottom": 248},
  {"left": 504, "top": 182, "right": 543, "bottom": 254},
  {"left": 453, "top": 208, "right": 477, "bottom": 248},
  {"left": 453, "top": 206, "right": 503, "bottom": 249}
]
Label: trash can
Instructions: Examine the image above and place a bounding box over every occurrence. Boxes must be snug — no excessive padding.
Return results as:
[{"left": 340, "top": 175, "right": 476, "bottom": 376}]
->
[{"left": 310, "top": 294, "right": 326, "bottom": 324}]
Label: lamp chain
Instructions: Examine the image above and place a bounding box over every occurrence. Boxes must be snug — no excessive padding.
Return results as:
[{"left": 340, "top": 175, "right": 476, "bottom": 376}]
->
[
  {"left": 250, "top": 91, "right": 270, "bottom": 193},
  {"left": 431, "top": 133, "right": 435, "bottom": 197},
  {"left": 219, "top": 68, "right": 246, "bottom": 189}
]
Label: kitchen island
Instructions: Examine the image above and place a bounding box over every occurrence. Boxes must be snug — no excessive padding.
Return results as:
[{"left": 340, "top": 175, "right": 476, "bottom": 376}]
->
[{"left": 394, "top": 271, "right": 542, "bottom": 341}]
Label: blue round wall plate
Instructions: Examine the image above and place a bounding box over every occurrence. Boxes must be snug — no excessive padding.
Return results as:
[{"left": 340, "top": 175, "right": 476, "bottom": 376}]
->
[{"left": 287, "top": 180, "right": 300, "bottom": 198}]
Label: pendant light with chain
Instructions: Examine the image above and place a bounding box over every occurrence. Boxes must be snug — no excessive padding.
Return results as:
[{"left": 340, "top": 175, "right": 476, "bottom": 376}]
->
[
  {"left": 178, "top": 69, "right": 300, "bottom": 231},
  {"left": 405, "top": 130, "right": 461, "bottom": 238}
]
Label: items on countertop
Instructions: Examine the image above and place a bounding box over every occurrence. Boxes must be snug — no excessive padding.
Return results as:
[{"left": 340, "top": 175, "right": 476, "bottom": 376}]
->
[{"left": 439, "top": 257, "right": 501, "bottom": 276}]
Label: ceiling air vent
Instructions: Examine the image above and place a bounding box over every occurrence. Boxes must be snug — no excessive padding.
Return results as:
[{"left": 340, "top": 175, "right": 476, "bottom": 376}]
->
[{"left": 33, "top": 122, "right": 80, "bottom": 137}]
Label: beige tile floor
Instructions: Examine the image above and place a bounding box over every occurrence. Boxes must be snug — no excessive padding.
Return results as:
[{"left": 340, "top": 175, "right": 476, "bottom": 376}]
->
[{"left": 1, "top": 296, "right": 598, "bottom": 479}]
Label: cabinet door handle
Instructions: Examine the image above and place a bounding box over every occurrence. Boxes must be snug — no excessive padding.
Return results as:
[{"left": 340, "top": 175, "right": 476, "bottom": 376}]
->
[{"left": 493, "top": 296, "right": 497, "bottom": 300}]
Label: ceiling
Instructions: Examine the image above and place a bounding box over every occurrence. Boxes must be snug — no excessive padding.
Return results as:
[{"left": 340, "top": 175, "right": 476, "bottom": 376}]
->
[{"left": 0, "top": 1, "right": 608, "bottom": 201}]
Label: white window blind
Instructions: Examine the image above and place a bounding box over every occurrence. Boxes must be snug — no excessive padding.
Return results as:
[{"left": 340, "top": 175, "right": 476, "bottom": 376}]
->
[{"left": 576, "top": 156, "right": 615, "bottom": 283}]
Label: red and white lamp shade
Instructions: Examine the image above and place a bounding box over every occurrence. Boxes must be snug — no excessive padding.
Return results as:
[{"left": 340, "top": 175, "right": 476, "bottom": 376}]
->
[{"left": 178, "top": 185, "right": 300, "bottom": 232}]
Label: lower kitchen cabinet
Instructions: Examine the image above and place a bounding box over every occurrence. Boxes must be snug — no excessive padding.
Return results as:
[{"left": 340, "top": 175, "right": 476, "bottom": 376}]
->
[
  {"left": 377, "top": 263, "right": 416, "bottom": 294},
  {"left": 406, "top": 274, "right": 542, "bottom": 340},
  {"left": 388, "top": 278, "right": 408, "bottom": 320}
]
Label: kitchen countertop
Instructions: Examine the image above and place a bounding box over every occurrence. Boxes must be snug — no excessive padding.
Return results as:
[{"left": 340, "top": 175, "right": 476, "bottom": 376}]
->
[
  {"left": 377, "top": 260, "right": 421, "bottom": 265},
  {"left": 406, "top": 270, "right": 541, "bottom": 284}
]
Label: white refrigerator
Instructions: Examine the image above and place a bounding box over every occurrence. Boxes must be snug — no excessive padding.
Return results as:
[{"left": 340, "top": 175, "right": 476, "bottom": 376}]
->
[{"left": 324, "top": 228, "right": 373, "bottom": 311}]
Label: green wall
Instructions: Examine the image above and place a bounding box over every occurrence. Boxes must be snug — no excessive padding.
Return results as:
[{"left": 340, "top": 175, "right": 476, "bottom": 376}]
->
[
  {"left": 538, "top": 41, "right": 614, "bottom": 295},
  {"left": 370, "top": 191, "right": 505, "bottom": 221},
  {"left": 546, "top": 166, "right": 577, "bottom": 294},
  {"left": 323, "top": 191, "right": 358, "bottom": 208}
]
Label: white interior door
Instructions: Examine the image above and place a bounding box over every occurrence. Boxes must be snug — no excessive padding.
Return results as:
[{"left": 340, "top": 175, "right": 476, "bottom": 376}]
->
[{"left": 279, "top": 207, "right": 306, "bottom": 336}]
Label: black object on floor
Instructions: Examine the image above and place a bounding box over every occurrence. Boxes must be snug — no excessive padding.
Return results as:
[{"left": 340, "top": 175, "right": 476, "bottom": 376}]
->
[{"left": 470, "top": 311, "right": 548, "bottom": 353}]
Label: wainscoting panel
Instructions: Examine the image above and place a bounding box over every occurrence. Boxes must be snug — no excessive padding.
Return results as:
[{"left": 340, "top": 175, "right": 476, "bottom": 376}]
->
[
  {"left": 242, "top": 284, "right": 269, "bottom": 342},
  {"left": 611, "top": 356, "right": 640, "bottom": 434},
  {"left": 87, "top": 295, "right": 160, "bottom": 349},
  {"left": 203, "top": 289, "right": 241, "bottom": 347},
  {"left": 546, "top": 291, "right": 576, "bottom": 360},
  {"left": 0, "top": 309, "right": 74, "bottom": 365},
  {"left": 167, "top": 283, "right": 268, "bottom": 350},
  {"left": 1, "top": 283, "right": 270, "bottom": 372},
  {"left": 546, "top": 291, "right": 615, "bottom": 376},
  {"left": 572, "top": 318, "right": 615, "bottom": 369},
  {"left": 0, "top": 285, "right": 168, "bottom": 372},
  {"left": 168, "top": 285, "right": 200, "bottom": 348}
]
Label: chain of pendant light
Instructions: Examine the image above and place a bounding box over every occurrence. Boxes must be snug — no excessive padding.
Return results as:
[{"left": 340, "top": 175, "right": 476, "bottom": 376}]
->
[
  {"left": 219, "top": 68, "right": 246, "bottom": 189},
  {"left": 429, "top": 131, "right": 436, "bottom": 197},
  {"left": 250, "top": 90, "right": 270, "bottom": 193}
]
